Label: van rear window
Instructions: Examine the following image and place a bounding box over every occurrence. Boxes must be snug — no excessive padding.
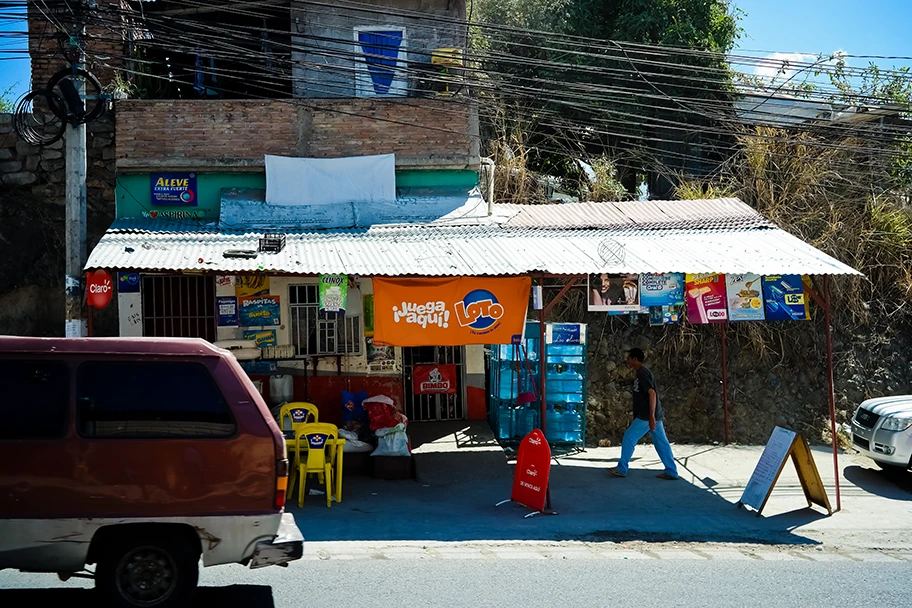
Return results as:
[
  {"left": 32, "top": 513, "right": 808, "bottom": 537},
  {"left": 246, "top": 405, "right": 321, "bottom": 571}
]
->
[
  {"left": 0, "top": 359, "right": 69, "bottom": 439},
  {"left": 77, "top": 361, "right": 236, "bottom": 438}
]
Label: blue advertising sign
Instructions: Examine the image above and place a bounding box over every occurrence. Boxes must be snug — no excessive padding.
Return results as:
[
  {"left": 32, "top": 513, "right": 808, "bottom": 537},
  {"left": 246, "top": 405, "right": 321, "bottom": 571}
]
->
[
  {"left": 151, "top": 172, "right": 198, "bottom": 206},
  {"left": 648, "top": 306, "right": 682, "bottom": 326},
  {"left": 546, "top": 323, "right": 586, "bottom": 345},
  {"left": 762, "top": 275, "right": 809, "bottom": 321},
  {"left": 239, "top": 295, "right": 281, "bottom": 327},
  {"left": 639, "top": 273, "right": 685, "bottom": 307},
  {"left": 243, "top": 329, "right": 277, "bottom": 347},
  {"left": 117, "top": 272, "right": 140, "bottom": 293},
  {"left": 216, "top": 296, "right": 238, "bottom": 327}
]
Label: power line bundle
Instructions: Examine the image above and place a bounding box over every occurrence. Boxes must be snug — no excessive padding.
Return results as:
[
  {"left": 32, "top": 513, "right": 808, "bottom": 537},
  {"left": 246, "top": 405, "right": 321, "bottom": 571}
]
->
[{"left": 5, "top": 0, "right": 911, "bottom": 183}]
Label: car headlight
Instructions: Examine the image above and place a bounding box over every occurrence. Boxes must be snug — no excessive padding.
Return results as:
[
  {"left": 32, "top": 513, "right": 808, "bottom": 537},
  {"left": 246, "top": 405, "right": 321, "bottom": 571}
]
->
[{"left": 881, "top": 417, "right": 912, "bottom": 431}]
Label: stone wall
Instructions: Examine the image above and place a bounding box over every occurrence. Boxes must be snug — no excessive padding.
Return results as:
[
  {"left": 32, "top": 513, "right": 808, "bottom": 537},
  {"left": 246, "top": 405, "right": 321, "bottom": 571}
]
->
[
  {"left": 584, "top": 311, "right": 912, "bottom": 446},
  {"left": 0, "top": 113, "right": 117, "bottom": 336}
]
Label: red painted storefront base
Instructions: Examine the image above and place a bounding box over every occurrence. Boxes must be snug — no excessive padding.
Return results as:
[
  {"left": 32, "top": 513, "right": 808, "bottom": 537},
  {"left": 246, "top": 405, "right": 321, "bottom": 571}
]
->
[
  {"left": 250, "top": 374, "right": 404, "bottom": 427},
  {"left": 466, "top": 386, "right": 486, "bottom": 421}
]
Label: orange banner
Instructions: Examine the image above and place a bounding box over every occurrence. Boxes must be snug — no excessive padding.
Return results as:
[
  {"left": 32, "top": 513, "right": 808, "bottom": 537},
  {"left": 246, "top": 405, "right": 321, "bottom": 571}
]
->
[{"left": 373, "top": 277, "right": 532, "bottom": 346}]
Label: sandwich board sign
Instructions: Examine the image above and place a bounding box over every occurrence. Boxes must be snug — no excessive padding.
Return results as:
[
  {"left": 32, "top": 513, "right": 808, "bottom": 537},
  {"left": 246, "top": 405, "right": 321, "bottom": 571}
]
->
[
  {"left": 737, "top": 426, "right": 832, "bottom": 516},
  {"left": 496, "top": 429, "right": 556, "bottom": 518}
]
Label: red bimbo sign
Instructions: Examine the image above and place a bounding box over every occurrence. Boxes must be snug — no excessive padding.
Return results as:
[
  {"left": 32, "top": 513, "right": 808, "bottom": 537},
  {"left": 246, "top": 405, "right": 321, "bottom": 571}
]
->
[
  {"left": 86, "top": 269, "right": 114, "bottom": 309},
  {"left": 412, "top": 364, "right": 457, "bottom": 395},
  {"left": 510, "top": 428, "right": 551, "bottom": 512}
]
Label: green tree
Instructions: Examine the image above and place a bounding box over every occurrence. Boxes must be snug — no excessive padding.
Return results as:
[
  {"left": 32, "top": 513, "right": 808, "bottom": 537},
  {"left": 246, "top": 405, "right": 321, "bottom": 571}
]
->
[
  {"left": 0, "top": 84, "right": 17, "bottom": 113},
  {"left": 471, "top": 0, "right": 742, "bottom": 197}
]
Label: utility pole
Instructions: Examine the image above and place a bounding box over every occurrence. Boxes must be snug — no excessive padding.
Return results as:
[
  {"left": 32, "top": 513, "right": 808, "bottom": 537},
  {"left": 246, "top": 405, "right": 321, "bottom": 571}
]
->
[{"left": 64, "top": 13, "right": 88, "bottom": 338}]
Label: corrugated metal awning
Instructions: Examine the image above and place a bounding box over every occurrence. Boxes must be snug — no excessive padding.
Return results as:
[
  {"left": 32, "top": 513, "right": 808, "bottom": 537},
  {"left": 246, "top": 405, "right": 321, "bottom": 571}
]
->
[{"left": 86, "top": 217, "right": 861, "bottom": 277}]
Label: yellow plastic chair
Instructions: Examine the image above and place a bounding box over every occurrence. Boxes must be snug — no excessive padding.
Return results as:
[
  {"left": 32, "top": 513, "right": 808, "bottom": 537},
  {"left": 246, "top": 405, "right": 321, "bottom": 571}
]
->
[
  {"left": 290, "top": 422, "right": 338, "bottom": 508},
  {"left": 278, "top": 402, "right": 319, "bottom": 431}
]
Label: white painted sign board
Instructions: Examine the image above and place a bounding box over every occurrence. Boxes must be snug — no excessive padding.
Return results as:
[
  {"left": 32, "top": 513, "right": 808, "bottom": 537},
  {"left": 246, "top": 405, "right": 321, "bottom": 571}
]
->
[{"left": 739, "top": 426, "right": 796, "bottom": 512}]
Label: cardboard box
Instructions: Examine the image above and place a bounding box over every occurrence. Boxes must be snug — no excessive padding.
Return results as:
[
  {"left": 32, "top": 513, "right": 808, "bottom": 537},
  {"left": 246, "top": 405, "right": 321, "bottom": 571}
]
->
[{"left": 372, "top": 456, "right": 413, "bottom": 480}]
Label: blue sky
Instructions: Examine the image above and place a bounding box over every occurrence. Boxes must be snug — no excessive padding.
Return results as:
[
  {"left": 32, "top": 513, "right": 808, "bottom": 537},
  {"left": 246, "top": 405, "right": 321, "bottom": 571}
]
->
[
  {"left": 2, "top": 1, "right": 911, "bottom": 103},
  {"left": 732, "top": 0, "right": 912, "bottom": 80}
]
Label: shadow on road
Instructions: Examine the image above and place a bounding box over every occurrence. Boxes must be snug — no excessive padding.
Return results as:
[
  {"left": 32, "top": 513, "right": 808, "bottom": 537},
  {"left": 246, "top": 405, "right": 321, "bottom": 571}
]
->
[
  {"left": 843, "top": 464, "right": 912, "bottom": 498},
  {"left": 0, "top": 584, "right": 275, "bottom": 607}
]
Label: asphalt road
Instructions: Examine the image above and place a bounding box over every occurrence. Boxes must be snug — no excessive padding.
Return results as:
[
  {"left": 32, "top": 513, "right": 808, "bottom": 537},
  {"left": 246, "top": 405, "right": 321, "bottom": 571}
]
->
[{"left": 2, "top": 544, "right": 910, "bottom": 608}]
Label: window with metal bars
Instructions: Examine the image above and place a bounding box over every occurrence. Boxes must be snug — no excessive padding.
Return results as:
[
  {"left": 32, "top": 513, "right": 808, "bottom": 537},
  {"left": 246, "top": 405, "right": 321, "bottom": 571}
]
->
[
  {"left": 142, "top": 275, "right": 216, "bottom": 342},
  {"left": 289, "top": 284, "right": 362, "bottom": 357}
]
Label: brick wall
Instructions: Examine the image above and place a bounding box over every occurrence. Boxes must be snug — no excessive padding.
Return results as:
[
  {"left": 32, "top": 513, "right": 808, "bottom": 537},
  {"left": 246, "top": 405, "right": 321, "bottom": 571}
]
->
[
  {"left": 117, "top": 98, "right": 479, "bottom": 171},
  {"left": 28, "top": 0, "right": 129, "bottom": 92}
]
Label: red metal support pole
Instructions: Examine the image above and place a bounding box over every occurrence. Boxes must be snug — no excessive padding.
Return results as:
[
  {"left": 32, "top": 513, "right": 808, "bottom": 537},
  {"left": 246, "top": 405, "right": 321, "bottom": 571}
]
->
[
  {"left": 823, "top": 275, "right": 842, "bottom": 512},
  {"left": 537, "top": 275, "right": 552, "bottom": 511},
  {"left": 720, "top": 323, "right": 730, "bottom": 445},
  {"left": 538, "top": 278, "right": 547, "bottom": 439}
]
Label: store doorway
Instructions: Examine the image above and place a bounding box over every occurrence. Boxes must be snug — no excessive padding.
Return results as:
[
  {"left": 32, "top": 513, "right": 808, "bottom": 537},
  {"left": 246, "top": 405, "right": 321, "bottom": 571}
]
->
[{"left": 402, "top": 346, "right": 466, "bottom": 422}]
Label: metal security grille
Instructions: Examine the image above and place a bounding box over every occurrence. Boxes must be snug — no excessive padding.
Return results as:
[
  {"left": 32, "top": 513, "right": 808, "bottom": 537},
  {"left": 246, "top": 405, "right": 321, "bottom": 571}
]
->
[
  {"left": 289, "top": 284, "right": 362, "bottom": 357},
  {"left": 141, "top": 275, "right": 216, "bottom": 341},
  {"left": 402, "top": 346, "right": 465, "bottom": 422}
]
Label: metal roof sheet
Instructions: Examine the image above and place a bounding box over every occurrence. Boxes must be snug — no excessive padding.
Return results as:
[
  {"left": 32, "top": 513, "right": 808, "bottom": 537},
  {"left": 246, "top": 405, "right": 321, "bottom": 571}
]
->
[
  {"left": 86, "top": 221, "right": 860, "bottom": 277},
  {"left": 500, "top": 198, "right": 773, "bottom": 231}
]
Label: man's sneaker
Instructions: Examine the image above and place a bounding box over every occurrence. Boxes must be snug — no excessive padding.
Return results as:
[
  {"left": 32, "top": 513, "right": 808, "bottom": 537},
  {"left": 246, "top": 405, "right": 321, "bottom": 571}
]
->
[
  {"left": 656, "top": 472, "right": 678, "bottom": 480},
  {"left": 606, "top": 467, "right": 626, "bottom": 477}
]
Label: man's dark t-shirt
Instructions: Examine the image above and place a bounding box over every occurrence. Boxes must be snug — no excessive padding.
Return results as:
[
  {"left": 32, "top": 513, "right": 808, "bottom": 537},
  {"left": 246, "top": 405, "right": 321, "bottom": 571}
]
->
[{"left": 632, "top": 366, "right": 664, "bottom": 421}]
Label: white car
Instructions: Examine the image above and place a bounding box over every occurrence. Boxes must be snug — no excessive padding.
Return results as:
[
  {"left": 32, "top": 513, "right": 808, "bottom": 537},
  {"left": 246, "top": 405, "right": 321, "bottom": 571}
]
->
[{"left": 851, "top": 395, "right": 912, "bottom": 469}]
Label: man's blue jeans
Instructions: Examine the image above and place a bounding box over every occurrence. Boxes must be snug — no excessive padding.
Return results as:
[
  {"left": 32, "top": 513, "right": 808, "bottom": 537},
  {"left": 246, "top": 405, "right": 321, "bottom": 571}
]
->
[{"left": 615, "top": 418, "right": 678, "bottom": 477}]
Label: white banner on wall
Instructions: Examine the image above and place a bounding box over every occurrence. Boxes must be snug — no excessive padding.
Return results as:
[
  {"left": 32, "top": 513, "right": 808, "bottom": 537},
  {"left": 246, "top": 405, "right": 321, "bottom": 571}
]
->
[{"left": 265, "top": 153, "right": 396, "bottom": 206}]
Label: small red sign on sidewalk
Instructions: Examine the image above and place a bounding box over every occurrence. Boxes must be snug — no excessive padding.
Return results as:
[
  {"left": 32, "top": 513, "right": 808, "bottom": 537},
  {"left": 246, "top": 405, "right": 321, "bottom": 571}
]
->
[{"left": 510, "top": 429, "right": 551, "bottom": 512}]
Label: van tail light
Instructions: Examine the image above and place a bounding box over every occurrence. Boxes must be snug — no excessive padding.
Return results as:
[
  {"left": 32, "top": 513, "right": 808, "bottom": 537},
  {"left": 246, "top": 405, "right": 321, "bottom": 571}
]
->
[{"left": 275, "top": 458, "right": 289, "bottom": 510}]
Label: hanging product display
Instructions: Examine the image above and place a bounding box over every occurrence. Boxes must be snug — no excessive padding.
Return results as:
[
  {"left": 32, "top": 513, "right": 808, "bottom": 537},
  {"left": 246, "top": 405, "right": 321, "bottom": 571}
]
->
[
  {"left": 649, "top": 306, "right": 682, "bottom": 326},
  {"left": 726, "top": 273, "right": 765, "bottom": 322},
  {"left": 319, "top": 274, "right": 348, "bottom": 312},
  {"left": 588, "top": 273, "right": 640, "bottom": 312},
  {"left": 235, "top": 275, "right": 269, "bottom": 298},
  {"left": 639, "top": 273, "right": 686, "bottom": 308},
  {"left": 238, "top": 295, "right": 281, "bottom": 326},
  {"left": 685, "top": 273, "right": 728, "bottom": 323},
  {"left": 762, "top": 275, "right": 810, "bottom": 321}
]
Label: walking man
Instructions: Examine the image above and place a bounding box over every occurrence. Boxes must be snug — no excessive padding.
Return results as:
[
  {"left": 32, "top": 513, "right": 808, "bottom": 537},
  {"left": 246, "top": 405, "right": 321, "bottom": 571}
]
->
[{"left": 607, "top": 348, "right": 679, "bottom": 480}]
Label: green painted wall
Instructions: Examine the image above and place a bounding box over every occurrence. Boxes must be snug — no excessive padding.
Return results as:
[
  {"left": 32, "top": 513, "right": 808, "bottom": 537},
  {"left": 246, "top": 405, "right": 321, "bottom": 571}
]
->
[
  {"left": 116, "top": 169, "right": 479, "bottom": 220},
  {"left": 116, "top": 174, "right": 265, "bottom": 220},
  {"left": 396, "top": 169, "right": 478, "bottom": 188}
]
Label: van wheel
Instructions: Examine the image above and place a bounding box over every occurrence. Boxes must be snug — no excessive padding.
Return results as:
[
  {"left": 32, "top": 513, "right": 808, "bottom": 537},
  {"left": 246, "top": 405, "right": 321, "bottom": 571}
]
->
[{"left": 95, "top": 533, "right": 199, "bottom": 607}]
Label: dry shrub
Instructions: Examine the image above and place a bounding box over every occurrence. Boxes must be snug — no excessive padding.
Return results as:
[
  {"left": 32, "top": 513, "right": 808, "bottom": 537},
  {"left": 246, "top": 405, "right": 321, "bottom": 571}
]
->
[{"left": 677, "top": 125, "right": 912, "bottom": 336}]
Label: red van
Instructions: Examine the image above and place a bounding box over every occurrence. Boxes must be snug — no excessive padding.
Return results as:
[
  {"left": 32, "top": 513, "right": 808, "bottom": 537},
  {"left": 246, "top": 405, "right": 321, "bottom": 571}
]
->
[{"left": 0, "top": 337, "right": 302, "bottom": 607}]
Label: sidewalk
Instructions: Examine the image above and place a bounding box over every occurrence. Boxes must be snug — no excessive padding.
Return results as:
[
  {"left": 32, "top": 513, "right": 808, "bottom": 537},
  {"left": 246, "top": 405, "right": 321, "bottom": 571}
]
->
[{"left": 286, "top": 424, "right": 912, "bottom": 551}]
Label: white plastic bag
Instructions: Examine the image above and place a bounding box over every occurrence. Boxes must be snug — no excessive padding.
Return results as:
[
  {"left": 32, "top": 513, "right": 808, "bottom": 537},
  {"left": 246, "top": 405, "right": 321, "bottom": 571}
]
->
[
  {"left": 339, "top": 428, "right": 373, "bottom": 453},
  {"left": 371, "top": 423, "right": 410, "bottom": 457},
  {"left": 269, "top": 374, "right": 294, "bottom": 406}
]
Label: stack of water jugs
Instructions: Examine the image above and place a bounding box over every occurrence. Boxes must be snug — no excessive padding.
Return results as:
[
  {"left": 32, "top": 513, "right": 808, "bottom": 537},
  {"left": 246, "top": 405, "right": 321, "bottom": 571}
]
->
[
  {"left": 492, "top": 344, "right": 539, "bottom": 442},
  {"left": 491, "top": 334, "right": 586, "bottom": 447}
]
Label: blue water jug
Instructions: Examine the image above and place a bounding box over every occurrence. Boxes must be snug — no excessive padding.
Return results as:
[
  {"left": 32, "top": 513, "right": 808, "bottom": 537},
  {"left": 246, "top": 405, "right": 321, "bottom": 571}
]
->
[
  {"left": 496, "top": 403, "right": 513, "bottom": 440},
  {"left": 563, "top": 405, "right": 583, "bottom": 443},
  {"left": 545, "top": 405, "right": 562, "bottom": 443}
]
